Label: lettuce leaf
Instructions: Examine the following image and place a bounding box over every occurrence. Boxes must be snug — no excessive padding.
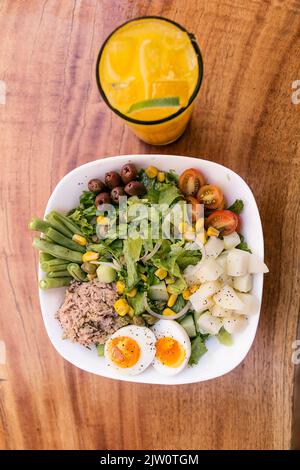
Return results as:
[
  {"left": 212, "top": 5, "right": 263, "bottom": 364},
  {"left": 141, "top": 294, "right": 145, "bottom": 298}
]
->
[
  {"left": 79, "top": 191, "right": 96, "bottom": 208},
  {"left": 69, "top": 209, "right": 94, "bottom": 236},
  {"left": 227, "top": 199, "right": 244, "bottom": 215},
  {"left": 158, "top": 184, "right": 181, "bottom": 206},
  {"left": 152, "top": 249, "right": 187, "bottom": 294},
  {"left": 236, "top": 234, "right": 252, "bottom": 253},
  {"left": 176, "top": 250, "right": 202, "bottom": 270},
  {"left": 189, "top": 335, "right": 208, "bottom": 365},
  {"left": 129, "top": 291, "right": 145, "bottom": 316},
  {"left": 123, "top": 238, "right": 143, "bottom": 289}
]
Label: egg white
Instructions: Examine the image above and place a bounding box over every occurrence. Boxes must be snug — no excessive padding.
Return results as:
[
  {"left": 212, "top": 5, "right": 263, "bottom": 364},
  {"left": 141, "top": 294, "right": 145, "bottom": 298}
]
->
[
  {"left": 151, "top": 320, "right": 191, "bottom": 376},
  {"left": 104, "top": 325, "right": 156, "bottom": 375}
]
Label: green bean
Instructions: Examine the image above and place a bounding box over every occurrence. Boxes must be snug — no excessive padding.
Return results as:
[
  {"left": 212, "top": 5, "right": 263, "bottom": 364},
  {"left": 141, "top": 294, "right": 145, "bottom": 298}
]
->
[
  {"left": 87, "top": 243, "right": 107, "bottom": 254},
  {"left": 39, "top": 276, "right": 72, "bottom": 290},
  {"left": 48, "top": 270, "right": 70, "bottom": 278},
  {"left": 45, "top": 212, "right": 74, "bottom": 238},
  {"left": 41, "top": 262, "right": 69, "bottom": 273},
  {"left": 45, "top": 227, "right": 85, "bottom": 253},
  {"left": 29, "top": 218, "right": 50, "bottom": 233},
  {"left": 67, "top": 263, "right": 87, "bottom": 281},
  {"left": 32, "top": 238, "right": 83, "bottom": 263},
  {"left": 44, "top": 236, "right": 54, "bottom": 243},
  {"left": 39, "top": 252, "right": 54, "bottom": 263},
  {"left": 41, "top": 257, "right": 68, "bottom": 267},
  {"left": 51, "top": 211, "right": 84, "bottom": 236}
]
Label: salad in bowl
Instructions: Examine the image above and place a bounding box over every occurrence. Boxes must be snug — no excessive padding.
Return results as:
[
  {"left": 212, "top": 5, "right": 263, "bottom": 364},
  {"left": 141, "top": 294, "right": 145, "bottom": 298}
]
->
[{"left": 29, "top": 155, "right": 268, "bottom": 383}]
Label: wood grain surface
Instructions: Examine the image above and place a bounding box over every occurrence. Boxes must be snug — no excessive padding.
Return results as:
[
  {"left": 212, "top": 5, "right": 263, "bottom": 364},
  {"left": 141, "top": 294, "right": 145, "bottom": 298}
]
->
[{"left": 0, "top": 0, "right": 300, "bottom": 450}]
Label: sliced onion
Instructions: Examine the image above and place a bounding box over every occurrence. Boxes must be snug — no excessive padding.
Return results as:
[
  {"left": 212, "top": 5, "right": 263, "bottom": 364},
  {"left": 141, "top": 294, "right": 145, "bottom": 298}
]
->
[
  {"left": 90, "top": 261, "right": 121, "bottom": 271},
  {"left": 193, "top": 239, "right": 206, "bottom": 259},
  {"left": 140, "top": 241, "right": 162, "bottom": 262},
  {"left": 143, "top": 293, "right": 191, "bottom": 320}
]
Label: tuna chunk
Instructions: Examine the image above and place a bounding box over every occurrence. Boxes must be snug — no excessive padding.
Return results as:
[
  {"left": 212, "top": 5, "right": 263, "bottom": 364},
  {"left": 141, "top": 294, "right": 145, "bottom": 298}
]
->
[{"left": 56, "top": 280, "right": 128, "bottom": 346}]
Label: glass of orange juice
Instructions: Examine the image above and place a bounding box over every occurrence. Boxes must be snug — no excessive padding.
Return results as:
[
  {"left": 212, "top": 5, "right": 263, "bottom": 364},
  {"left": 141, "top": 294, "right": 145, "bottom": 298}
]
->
[{"left": 96, "top": 16, "right": 203, "bottom": 145}]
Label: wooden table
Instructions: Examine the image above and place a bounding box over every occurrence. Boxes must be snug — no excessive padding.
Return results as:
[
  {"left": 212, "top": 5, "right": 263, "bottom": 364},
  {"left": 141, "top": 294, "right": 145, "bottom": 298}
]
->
[{"left": 0, "top": 0, "right": 299, "bottom": 450}]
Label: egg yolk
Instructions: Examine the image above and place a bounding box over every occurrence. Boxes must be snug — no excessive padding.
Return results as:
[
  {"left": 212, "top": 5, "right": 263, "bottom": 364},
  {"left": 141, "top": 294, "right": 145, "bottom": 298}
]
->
[
  {"left": 108, "top": 336, "right": 141, "bottom": 368},
  {"left": 155, "top": 337, "right": 186, "bottom": 368}
]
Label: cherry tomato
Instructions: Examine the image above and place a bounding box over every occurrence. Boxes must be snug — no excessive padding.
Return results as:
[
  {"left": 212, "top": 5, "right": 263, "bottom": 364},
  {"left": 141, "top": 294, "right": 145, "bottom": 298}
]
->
[
  {"left": 206, "top": 210, "right": 240, "bottom": 236},
  {"left": 179, "top": 169, "right": 206, "bottom": 197},
  {"left": 186, "top": 196, "right": 202, "bottom": 222},
  {"left": 197, "top": 185, "right": 224, "bottom": 210}
]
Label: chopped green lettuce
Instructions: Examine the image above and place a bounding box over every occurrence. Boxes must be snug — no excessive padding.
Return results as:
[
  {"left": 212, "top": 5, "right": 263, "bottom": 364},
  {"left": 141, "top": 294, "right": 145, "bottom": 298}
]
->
[
  {"left": 158, "top": 184, "right": 181, "bottom": 206},
  {"left": 189, "top": 335, "right": 208, "bottom": 365},
  {"left": 69, "top": 209, "right": 94, "bottom": 236},
  {"left": 80, "top": 191, "right": 96, "bottom": 208},
  {"left": 123, "top": 238, "right": 143, "bottom": 289},
  {"left": 176, "top": 250, "right": 202, "bottom": 270},
  {"left": 236, "top": 242, "right": 252, "bottom": 253},
  {"left": 236, "top": 234, "right": 252, "bottom": 253},
  {"left": 129, "top": 291, "right": 145, "bottom": 316},
  {"left": 227, "top": 199, "right": 244, "bottom": 215}
]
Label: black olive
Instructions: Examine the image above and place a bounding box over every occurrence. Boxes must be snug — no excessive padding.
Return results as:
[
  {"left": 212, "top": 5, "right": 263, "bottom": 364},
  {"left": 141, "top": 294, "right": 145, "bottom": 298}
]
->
[
  {"left": 124, "top": 181, "right": 146, "bottom": 196},
  {"left": 88, "top": 178, "right": 106, "bottom": 193},
  {"left": 105, "top": 171, "right": 121, "bottom": 189},
  {"left": 111, "top": 186, "right": 125, "bottom": 203},
  {"left": 121, "top": 163, "right": 138, "bottom": 184}
]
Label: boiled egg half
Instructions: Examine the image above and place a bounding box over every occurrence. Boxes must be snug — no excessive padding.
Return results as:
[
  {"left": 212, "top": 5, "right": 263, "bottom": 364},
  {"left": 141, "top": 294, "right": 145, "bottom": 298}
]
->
[
  {"left": 104, "top": 325, "right": 156, "bottom": 375},
  {"left": 151, "top": 320, "right": 191, "bottom": 376}
]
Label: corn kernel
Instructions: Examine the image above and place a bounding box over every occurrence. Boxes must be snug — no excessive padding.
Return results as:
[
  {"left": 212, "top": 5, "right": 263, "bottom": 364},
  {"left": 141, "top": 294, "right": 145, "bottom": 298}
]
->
[
  {"left": 87, "top": 273, "right": 97, "bottom": 281},
  {"left": 72, "top": 234, "right": 87, "bottom": 246},
  {"left": 127, "top": 287, "right": 137, "bottom": 298},
  {"left": 167, "top": 294, "right": 178, "bottom": 308},
  {"left": 165, "top": 277, "right": 175, "bottom": 284},
  {"left": 182, "top": 289, "right": 191, "bottom": 300},
  {"left": 207, "top": 226, "right": 220, "bottom": 237},
  {"left": 166, "top": 285, "right": 174, "bottom": 294},
  {"left": 145, "top": 166, "right": 158, "bottom": 179},
  {"left": 82, "top": 251, "right": 99, "bottom": 262},
  {"left": 97, "top": 215, "right": 109, "bottom": 225},
  {"left": 155, "top": 268, "right": 168, "bottom": 280},
  {"left": 127, "top": 306, "right": 135, "bottom": 317},
  {"left": 116, "top": 280, "right": 125, "bottom": 294},
  {"left": 140, "top": 273, "right": 147, "bottom": 282},
  {"left": 114, "top": 298, "right": 129, "bottom": 316},
  {"left": 163, "top": 308, "right": 176, "bottom": 316},
  {"left": 157, "top": 171, "right": 165, "bottom": 182},
  {"left": 195, "top": 218, "right": 204, "bottom": 232},
  {"left": 189, "top": 284, "right": 200, "bottom": 294}
]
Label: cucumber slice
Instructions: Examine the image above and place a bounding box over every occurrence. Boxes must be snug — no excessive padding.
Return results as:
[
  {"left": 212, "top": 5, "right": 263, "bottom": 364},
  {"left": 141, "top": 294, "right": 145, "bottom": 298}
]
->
[
  {"left": 193, "top": 311, "right": 202, "bottom": 333},
  {"left": 217, "top": 327, "right": 233, "bottom": 346},
  {"left": 148, "top": 282, "right": 168, "bottom": 302},
  {"left": 128, "top": 96, "right": 180, "bottom": 113},
  {"left": 96, "top": 264, "right": 116, "bottom": 283},
  {"left": 96, "top": 344, "right": 105, "bottom": 357},
  {"left": 179, "top": 314, "right": 197, "bottom": 338}
]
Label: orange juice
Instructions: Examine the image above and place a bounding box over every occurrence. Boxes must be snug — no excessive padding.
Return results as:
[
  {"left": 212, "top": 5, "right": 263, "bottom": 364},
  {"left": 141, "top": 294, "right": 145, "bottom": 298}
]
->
[{"left": 96, "top": 17, "right": 203, "bottom": 145}]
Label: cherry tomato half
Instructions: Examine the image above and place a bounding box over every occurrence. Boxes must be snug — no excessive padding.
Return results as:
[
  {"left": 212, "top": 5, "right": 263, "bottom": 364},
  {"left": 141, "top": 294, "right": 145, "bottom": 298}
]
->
[
  {"left": 186, "top": 196, "right": 202, "bottom": 222},
  {"left": 206, "top": 210, "right": 240, "bottom": 236},
  {"left": 197, "top": 184, "right": 224, "bottom": 210},
  {"left": 179, "top": 168, "right": 206, "bottom": 197}
]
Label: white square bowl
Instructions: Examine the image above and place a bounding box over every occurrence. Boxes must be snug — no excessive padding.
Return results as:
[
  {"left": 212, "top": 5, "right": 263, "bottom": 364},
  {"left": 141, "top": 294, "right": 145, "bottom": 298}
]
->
[{"left": 39, "top": 155, "right": 264, "bottom": 385}]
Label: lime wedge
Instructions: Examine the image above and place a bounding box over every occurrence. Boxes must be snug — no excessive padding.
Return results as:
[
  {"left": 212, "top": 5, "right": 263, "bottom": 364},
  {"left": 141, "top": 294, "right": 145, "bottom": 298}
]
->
[{"left": 128, "top": 96, "right": 180, "bottom": 114}]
